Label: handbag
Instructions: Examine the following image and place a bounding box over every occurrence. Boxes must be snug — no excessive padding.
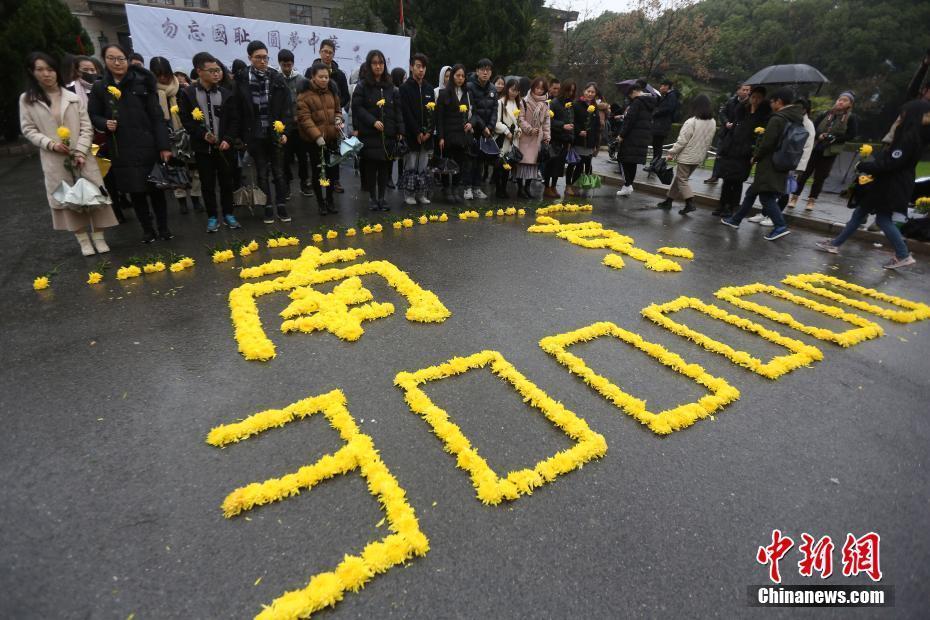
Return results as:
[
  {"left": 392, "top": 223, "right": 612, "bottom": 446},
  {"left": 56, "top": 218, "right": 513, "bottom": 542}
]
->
[
  {"left": 505, "top": 146, "right": 524, "bottom": 165},
  {"left": 51, "top": 177, "right": 110, "bottom": 212},
  {"left": 565, "top": 146, "right": 581, "bottom": 165},
  {"left": 147, "top": 162, "right": 191, "bottom": 190},
  {"left": 169, "top": 127, "right": 194, "bottom": 163},
  {"left": 429, "top": 149, "right": 460, "bottom": 176},
  {"left": 650, "top": 156, "right": 674, "bottom": 185},
  {"left": 390, "top": 136, "right": 409, "bottom": 160},
  {"left": 479, "top": 136, "right": 500, "bottom": 157}
]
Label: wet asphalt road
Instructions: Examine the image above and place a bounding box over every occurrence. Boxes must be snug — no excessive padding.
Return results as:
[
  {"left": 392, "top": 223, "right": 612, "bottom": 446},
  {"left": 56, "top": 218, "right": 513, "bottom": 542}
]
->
[{"left": 1, "top": 155, "right": 928, "bottom": 619}]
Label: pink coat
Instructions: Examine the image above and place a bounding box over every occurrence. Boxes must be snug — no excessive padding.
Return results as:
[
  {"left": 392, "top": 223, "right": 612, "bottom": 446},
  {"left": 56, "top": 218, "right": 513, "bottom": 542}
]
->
[{"left": 517, "top": 94, "right": 551, "bottom": 165}]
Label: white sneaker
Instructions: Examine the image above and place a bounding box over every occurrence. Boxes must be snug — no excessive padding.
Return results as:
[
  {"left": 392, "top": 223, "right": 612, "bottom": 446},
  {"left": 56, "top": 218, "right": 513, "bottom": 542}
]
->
[
  {"left": 463, "top": 188, "right": 474, "bottom": 200},
  {"left": 883, "top": 254, "right": 916, "bottom": 270},
  {"left": 474, "top": 188, "right": 488, "bottom": 199},
  {"left": 417, "top": 195, "right": 431, "bottom": 205},
  {"left": 616, "top": 185, "right": 633, "bottom": 197},
  {"left": 759, "top": 217, "right": 774, "bottom": 227},
  {"left": 747, "top": 214, "right": 765, "bottom": 223},
  {"left": 404, "top": 195, "right": 417, "bottom": 205}
]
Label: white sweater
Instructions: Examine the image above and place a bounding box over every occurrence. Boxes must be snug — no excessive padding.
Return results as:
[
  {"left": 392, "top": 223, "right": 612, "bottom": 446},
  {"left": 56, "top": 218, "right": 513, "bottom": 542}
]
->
[
  {"left": 796, "top": 114, "right": 817, "bottom": 172},
  {"left": 667, "top": 117, "right": 717, "bottom": 165}
]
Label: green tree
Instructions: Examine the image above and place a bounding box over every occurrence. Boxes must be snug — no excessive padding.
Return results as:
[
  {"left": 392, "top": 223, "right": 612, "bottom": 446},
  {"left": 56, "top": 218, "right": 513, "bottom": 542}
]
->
[
  {"left": 367, "top": 0, "right": 551, "bottom": 74},
  {"left": 333, "top": 0, "right": 388, "bottom": 34},
  {"left": 1, "top": 0, "right": 92, "bottom": 140}
]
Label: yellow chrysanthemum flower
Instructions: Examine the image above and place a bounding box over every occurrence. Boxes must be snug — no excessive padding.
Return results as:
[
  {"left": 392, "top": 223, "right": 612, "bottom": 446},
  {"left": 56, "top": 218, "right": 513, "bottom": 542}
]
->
[
  {"left": 373, "top": 223, "right": 383, "bottom": 232},
  {"left": 320, "top": 178, "right": 331, "bottom": 187},
  {"left": 439, "top": 213, "right": 448, "bottom": 222},
  {"left": 513, "top": 109, "right": 521, "bottom": 117},
  {"left": 565, "top": 102, "right": 573, "bottom": 108},
  {"left": 418, "top": 215, "right": 428, "bottom": 225},
  {"left": 273, "top": 120, "right": 285, "bottom": 133},
  {"left": 858, "top": 174, "right": 874, "bottom": 185},
  {"left": 33, "top": 276, "right": 50, "bottom": 290},
  {"left": 56, "top": 126, "right": 70, "bottom": 141},
  {"left": 86, "top": 272, "right": 103, "bottom": 284},
  {"left": 346, "top": 228, "right": 357, "bottom": 236},
  {"left": 107, "top": 86, "right": 121, "bottom": 99},
  {"left": 362, "top": 225, "right": 373, "bottom": 234},
  {"left": 754, "top": 126, "right": 765, "bottom": 135},
  {"left": 859, "top": 144, "right": 873, "bottom": 157},
  {"left": 426, "top": 101, "right": 436, "bottom": 110},
  {"left": 548, "top": 110, "right": 555, "bottom": 118},
  {"left": 587, "top": 105, "right": 596, "bottom": 113},
  {"left": 459, "top": 104, "right": 468, "bottom": 113},
  {"left": 402, "top": 218, "right": 414, "bottom": 228},
  {"left": 326, "top": 230, "right": 338, "bottom": 239},
  {"left": 502, "top": 163, "right": 512, "bottom": 171},
  {"left": 169, "top": 105, "right": 179, "bottom": 115},
  {"left": 312, "top": 233, "right": 324, "bottom": 243},
  {"left": 376, "top": 99, "right": 386, "bottom": 108},
  {"left": 393, "top": 221, "right": 403, "bottom": 229},
  {"left": 191, "top": 107, "right": 204, "bottom": 121}
]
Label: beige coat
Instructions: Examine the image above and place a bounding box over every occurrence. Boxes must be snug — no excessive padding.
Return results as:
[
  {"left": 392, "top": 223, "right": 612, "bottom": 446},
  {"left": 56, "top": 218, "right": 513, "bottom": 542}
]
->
[
  {"left": 666, "top": 117, "right": 717, "bottom": 165},
  {"left": 20, "top": 88, "right": 117, "bottom": 232}
]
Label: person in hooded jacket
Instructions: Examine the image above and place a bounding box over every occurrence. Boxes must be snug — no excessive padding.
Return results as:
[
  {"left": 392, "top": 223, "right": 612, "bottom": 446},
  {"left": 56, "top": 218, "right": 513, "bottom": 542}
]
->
[
  {"left": 233, "top": 40, "right": 292, "bottom": 224},
  {"left": 88, "top": 43, "right": 172, "bottom": 243},
  {"left": 615, "top": 80, "right": 656, "bottom": 197},
  {"left": 351, "top": 49, "right": 405, "bottom": 211},
  {"left": 309, "top": 39, "right": 350, "bottom": 193},
  {"left": 815, "top": 99, "right": 928, "bottom": 269},
  {"left": 436, "top": 64, "right": 472, "bottom": 204},
  {"left": 297, "top": 61, "right": 344, "bottom": 216},
  {"left": 543, "top": 80, "right": 576, "bottom": 199},
  {"left": 399, "top": 53, "right": 435, "bottom": 205},
  {"left": 463, "top": 58, "right": 498, "bottom": 199},
  {"left": 721, "top": 88, "right": 805, "bottom": 241}
]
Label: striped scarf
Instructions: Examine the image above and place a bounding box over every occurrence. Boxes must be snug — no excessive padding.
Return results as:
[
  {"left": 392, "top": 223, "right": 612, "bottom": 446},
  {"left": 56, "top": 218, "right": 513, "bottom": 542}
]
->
[{"left": 249, "top": 67, "right": 270, "bottom": 134}]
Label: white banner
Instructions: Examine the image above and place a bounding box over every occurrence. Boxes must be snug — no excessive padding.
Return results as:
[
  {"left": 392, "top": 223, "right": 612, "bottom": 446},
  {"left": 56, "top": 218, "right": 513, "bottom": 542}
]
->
[{"left": 125, "top": 5, "right": 409, "bottom": 83}]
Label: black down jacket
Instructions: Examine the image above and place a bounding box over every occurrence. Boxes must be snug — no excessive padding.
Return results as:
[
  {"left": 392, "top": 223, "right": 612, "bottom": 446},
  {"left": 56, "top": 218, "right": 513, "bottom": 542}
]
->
[
  {"left": 465, "top": 74, "right": 498, "bottom": 136},
  {"left": 88, "top": 65, "right": 170, "bottom": 194},
  {"left": 351, "top": 77, "right": 405, "bottom": 162},
  {"left": 618, "top": 94, "right": 656, "bottom": 164},
  {"left": 436, "top": 86, "right": 473, "bottom": 151},
  {"left": 233, "top": 66, "right": 292, "bottom": 140},
  {"left": 399, "top": 76, "right": 436, "bottom": 151}
]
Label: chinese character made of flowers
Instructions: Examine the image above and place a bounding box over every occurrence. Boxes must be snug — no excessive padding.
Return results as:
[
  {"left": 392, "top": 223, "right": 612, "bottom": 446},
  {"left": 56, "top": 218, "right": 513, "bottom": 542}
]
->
[{"left": 229, "top": 247, "right": 451, "bottom": 361}]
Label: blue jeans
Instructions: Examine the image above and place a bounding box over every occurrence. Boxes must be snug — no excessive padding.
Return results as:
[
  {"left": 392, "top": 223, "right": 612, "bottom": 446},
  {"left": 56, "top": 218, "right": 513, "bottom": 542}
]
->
[
  {"left": 832, "top": 205, "right": 909, "bottom": 259},
  {"left": 728, "top": 189, "right": 786, "bottom": 229}
]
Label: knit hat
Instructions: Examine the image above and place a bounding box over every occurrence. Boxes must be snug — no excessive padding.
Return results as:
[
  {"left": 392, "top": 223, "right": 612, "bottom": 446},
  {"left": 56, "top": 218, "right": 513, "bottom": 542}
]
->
[{"left": 838, "top": 90, "right": 856, "bottom": 104}]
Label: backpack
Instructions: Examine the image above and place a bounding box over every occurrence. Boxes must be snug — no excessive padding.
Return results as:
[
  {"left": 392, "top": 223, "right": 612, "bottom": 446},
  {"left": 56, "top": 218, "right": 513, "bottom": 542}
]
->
[{"left": 772, "top": 120, "right": 809, "bottom": 172}]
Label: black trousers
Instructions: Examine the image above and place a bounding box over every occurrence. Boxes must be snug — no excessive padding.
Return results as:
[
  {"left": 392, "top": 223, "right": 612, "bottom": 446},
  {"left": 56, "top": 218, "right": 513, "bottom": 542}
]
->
[
  {"left": 361, "top": 158, "right": 393, "bottom": 200},
  {"left": 620, "top": 162, "right": 637, "bottom": 187},
  {"left": 719, "top": 178, "right": 744, "bottom": 211},
  {"left": 283, "top": 131, "right": 308, "bottom": 184},
  {"left": 196, "top": 149, "right": 235, "bottom": 219},
  {"left": 130, "top": 189, "right": 167, "bottom": 234},
  {"left": 248, "top": 138, "right": 287, "bottom": 207},
  {"left": 543, "top": 143, "right": 568, "bottom": 186},
  {"left": 651, "top": 134, "right": 666, "bottom": 161},
  {"left": 795, "top": 151, "right": 836, "bottom": 199}
]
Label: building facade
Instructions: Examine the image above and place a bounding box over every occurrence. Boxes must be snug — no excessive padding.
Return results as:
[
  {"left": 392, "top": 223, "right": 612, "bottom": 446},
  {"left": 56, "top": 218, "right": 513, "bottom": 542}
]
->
[{"left": 66, "top": 0, "right": 343, "bottom": 53}]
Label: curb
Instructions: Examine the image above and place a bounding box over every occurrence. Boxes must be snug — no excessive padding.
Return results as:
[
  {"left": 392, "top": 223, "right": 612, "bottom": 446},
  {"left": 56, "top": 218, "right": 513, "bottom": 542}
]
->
[
  {"left": 0, "top": 142, "right": 37, "bottom": 158},
  {"left": 594, "top": 169, "right": 930, "bottom": 257}
]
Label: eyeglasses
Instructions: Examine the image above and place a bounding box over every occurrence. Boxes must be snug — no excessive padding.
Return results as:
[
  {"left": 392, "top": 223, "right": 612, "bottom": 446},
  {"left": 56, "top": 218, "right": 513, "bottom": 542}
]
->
[
  {"left": 252, "top": 55, "right": 269, "bottom": 61},
  {"left": 106, "top": 56, "right": 127, "bottom": 63},
  {"left": 203, "top": 67, "right": 222, "bottom": 74}
]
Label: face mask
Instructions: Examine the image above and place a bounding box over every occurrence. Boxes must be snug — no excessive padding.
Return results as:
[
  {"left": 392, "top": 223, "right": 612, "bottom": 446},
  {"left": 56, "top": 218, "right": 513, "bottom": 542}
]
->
[{"left": 81, "top": 72, "right": 101, "bottom": 83}]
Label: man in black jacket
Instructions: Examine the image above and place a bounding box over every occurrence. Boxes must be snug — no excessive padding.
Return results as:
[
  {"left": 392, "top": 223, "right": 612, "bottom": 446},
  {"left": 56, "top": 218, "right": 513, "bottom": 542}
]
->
[
  {"left": 310, "top": 39, "right": 350, "bottom": 193},
  {"left": 399, "top": 53, "right": 435, "bottom": 205},
  {"left": 234, "top": 40, "right": 291, "bottom": 223},
  {"left": 179, "top": 53, "right": 241, "bottom": 233},
  {"left": 706, "top": 83, "right": 750, "bottom": 183},
  {"left": 648, "top": 79, "right": 679, "bottom": 171},
  {"left": 278, "top": 49, "right": 310, "bottom": 199},
  {"left": 463, "top": 58, "right": 497, "bottom": 199}
]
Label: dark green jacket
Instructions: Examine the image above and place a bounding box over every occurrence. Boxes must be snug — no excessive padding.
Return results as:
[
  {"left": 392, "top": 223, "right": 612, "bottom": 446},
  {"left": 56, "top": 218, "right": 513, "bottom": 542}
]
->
[{"left": 750, "top": 103, "right": 805, "bottom": 194}]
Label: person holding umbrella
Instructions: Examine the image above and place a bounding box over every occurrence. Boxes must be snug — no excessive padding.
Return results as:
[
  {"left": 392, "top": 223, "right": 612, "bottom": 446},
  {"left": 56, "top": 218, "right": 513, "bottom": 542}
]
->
[{"left": 615, "top": 79, "right": 656, "bottom": 197}]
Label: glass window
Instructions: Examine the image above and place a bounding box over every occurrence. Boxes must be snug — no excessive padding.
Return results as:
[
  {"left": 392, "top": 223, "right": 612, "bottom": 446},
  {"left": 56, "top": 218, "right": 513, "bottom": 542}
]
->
[
  {"left": 289, "top": 3, "right": 312, "bottom": 25},
  {"left": 317, "top": 7, "right": 331, "bottom": 27}
]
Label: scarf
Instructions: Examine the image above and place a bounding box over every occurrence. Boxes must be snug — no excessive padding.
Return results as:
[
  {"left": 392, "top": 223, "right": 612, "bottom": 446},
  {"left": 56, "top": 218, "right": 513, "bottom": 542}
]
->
[
  {"left": 156, "top": 76, "right": 180, "bottom": 128},
  {"left": 249, "top": 67, "right": 271, "bottom": 133},
  {"left": 523, "top": 92, "right": 548, "bottom": 128}
]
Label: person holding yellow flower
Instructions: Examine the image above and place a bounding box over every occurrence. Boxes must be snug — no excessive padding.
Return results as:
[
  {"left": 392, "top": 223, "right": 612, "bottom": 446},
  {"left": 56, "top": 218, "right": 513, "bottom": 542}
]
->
[
  {"left": 436, "top": 64, "right": 472, "bottom": 204},
  {"left": 814, "top": 100, "right": 926, "bottom": 269},
  {"left": 351, "top": 49, "right": 405, "bottom": 211},
  {"left": 296, "top": 61, "right": 344, "bottom": 216},
  {"left": 399, "top": 53, "right": 436, "bottom": 206},
  {"left": 515, "top": 77, "right": 551, "bottom": 198},
  {"left": 492, "top": 78, "right": 523, "bottom": 199},
  {"left": 565, "top": 82, "right": 602, "bottom": 196},
  {"left": 20, "top": 52, "right": 116, "bottom": 256},
  {"left": 89, "top": 43, "right": 172, "bottom": 244}
]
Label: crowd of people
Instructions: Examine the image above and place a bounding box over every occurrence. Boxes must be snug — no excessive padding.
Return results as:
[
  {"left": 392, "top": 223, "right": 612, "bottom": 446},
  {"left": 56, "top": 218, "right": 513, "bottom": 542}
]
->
[{"left": 17, "top": 42, "right": 930, "bottom": 269}]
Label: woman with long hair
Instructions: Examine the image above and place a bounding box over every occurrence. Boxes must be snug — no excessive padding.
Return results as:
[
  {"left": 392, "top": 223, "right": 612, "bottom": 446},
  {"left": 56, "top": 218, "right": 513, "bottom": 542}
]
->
[
  {"left": 151, "top": 56, "right": 202, "bottom": 214},
  {"left": 435, "top": 64, "right": 472, "bottom": 204},
  {"left": 20, "top": 52, "right": 117, "bottom": 255},
  {"left": 515, "top": 77, "right": 551, "bottom": 199},
  {"left": 543, "top": 80, "right": 576, "bottom": 199},
  {"left": 351, "top": 49, "right": 405, "bottom": 211},
  {"left": 656, "top": 93, "right": 717, "bottom": 215},
  {"left": 815, "top": 99, "right": 927, "bottom": 269},
  {"left": 88, "top": 43, "right": 172, "bottom": 243},
  {"left": 713, "top": 86, "right": 770, "bottom": 217},
  {"left": 492, "top": 78, "right": 522, "bottom": 199},
  {"left": 565, "top": 81, "right": 602, "bottom": 196},
  {"left": 615, "top": 79, "right": 656, "bottom": 197}
]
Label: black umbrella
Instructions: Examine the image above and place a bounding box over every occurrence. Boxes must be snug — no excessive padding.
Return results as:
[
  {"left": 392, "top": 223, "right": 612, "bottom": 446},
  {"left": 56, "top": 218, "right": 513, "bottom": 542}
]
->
[
  {"left": 614, "top": 79, "right": 660, "bottom": 96},
  {"left": 743, "top": 64, "right": 830, "bottom": 86}
]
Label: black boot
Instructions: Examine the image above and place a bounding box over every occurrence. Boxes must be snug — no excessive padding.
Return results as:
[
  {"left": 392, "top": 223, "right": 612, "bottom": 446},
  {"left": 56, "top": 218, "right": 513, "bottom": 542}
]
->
[
  {"left": 679, "top": 198, "right": 696, "bottom": 215},
  {"left": 315, "top": 189, "right": 327, "bottom": 215},
  {"left": 656, "top": 198, "right": 673, "bottom": 210},
  {"left": 711, "top": 203, "right": 729, "bottom": 217},
  {"left": 325, "top": 189, "right": 338, "bottom": 214}
]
